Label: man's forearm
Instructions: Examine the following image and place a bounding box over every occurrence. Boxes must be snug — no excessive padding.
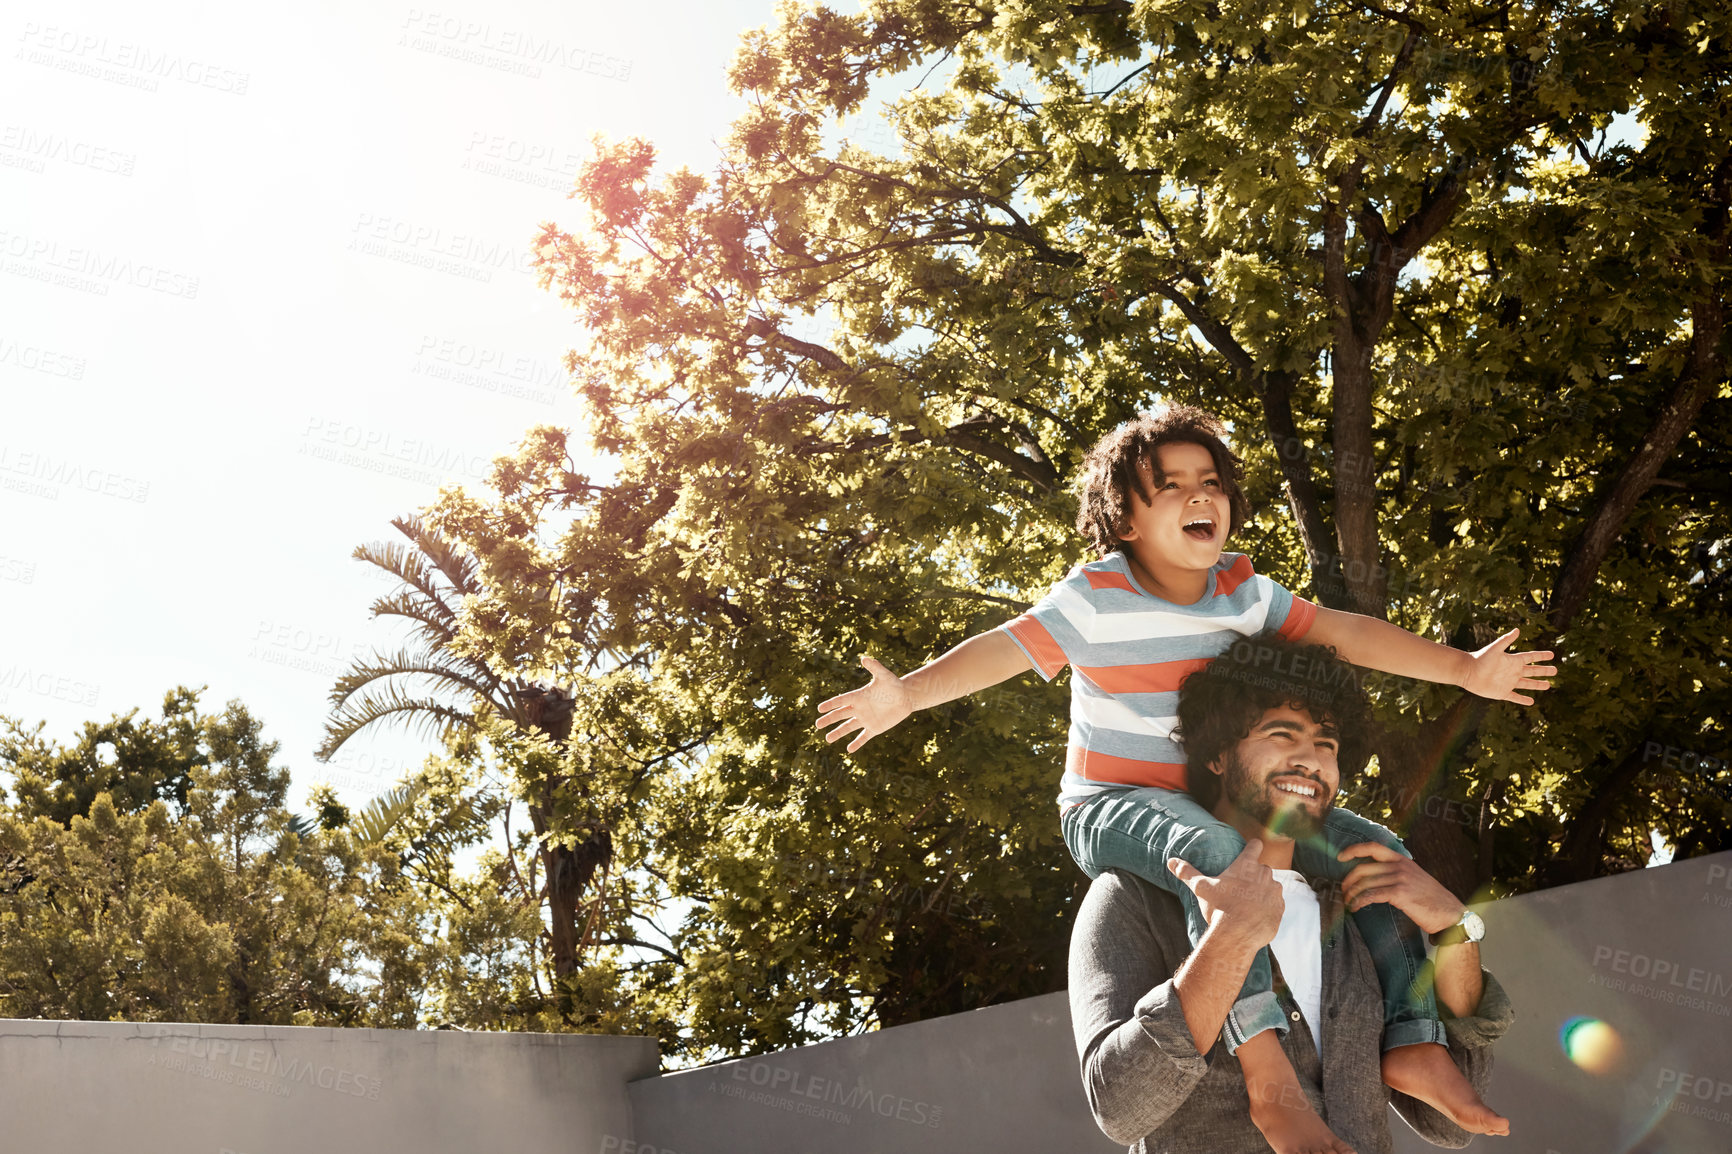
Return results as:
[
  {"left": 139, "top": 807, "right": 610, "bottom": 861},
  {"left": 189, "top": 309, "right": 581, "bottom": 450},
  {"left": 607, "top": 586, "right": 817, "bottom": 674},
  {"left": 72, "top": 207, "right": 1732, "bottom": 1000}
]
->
[
  {"left": 899, "top": 629, "right": 1033, "bottom": 710},
  {"left": 1431, "top": 939, "right": 1486, "bottom": 1019},
  {"left": 1311, "top": 607, "right": 1471, "bottom": 688},
  {"left": 1173, "top": 921, "right": 1263, "bottom": 1053}
]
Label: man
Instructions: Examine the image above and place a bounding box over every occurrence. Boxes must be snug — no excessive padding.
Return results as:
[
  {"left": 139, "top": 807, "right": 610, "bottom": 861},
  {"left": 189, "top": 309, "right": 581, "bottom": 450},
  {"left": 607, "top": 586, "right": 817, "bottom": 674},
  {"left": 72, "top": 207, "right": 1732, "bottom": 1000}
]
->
[{"left": 1068, "top": 636, "right": 1513, "bottom": 1153}]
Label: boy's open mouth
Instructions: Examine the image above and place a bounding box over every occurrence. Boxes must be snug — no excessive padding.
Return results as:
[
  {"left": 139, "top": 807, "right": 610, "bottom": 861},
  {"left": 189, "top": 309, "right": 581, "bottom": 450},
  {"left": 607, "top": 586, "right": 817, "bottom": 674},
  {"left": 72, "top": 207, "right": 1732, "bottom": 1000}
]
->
[{"left": 1182, "top": 516, "right": 1216, "bottom": 542}]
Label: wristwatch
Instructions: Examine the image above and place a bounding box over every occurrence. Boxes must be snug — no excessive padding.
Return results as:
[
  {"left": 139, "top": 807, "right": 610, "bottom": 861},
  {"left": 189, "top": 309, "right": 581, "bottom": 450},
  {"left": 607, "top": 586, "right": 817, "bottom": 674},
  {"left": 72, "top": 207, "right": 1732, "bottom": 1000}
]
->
[{"left": 1429, "top": 908, "right": 1486, "bottom": 947}]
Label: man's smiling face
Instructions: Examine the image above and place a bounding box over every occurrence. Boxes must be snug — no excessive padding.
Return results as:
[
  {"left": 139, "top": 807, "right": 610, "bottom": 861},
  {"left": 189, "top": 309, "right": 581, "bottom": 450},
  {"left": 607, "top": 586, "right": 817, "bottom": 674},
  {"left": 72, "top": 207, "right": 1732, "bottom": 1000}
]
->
[
  {"left": 1116, "top": 441, "right": 1230, "bottom": 573},
  {"left": 1212, "top": 703, "right": 1342, "bottom": 840}
]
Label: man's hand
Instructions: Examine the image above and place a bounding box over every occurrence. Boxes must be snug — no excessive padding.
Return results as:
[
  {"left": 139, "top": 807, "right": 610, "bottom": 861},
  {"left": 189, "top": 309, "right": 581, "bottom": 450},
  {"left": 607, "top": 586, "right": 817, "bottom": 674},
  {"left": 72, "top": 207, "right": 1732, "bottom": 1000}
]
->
[
  {"left": 1168, "top": 840, "right": 1285, "bottom": 950},
  {"left": 1339, "top": 842, "right": 1489, "bottom": 1018},
  {"left": 1336, "top": 841, "right": 1465, "bottom": 936},
  {"left": 1460, "top": 627, "right": 1556, "bottom": 705},
  {"left": 815, "top": 656, "right": 914, "bottom": 752}
]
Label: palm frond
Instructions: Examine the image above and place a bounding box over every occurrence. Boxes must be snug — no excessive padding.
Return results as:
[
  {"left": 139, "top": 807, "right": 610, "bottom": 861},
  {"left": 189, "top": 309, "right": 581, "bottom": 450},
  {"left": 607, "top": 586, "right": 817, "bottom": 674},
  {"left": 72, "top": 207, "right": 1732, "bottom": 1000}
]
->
[
  {"left": 352, "top": 539, "right": 459, "bottom": 621},
  {"left": 325, "top": 647, "right": 500, "bottom": 711},
  {"left": 366, "top": 589, "right": 463, "bottom": 651},
  {"left": 348, "top": 780, "right": 428, "bottom": 847},
  {"left": 316, "top": 687, "right": 475, "bottom": 762},
  {"left": 391, "top": 515, "right": 481, "bottom": 604}
]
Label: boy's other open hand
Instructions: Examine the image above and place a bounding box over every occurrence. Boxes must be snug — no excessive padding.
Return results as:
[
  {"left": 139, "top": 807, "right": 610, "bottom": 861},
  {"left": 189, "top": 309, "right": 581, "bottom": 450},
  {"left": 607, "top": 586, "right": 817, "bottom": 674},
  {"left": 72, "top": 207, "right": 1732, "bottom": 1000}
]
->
[
  {"left": 1462, "top": 628, "right": 1556, "bottom": 705},
  {"left": 816, "top": 656, "right": 914, "bottom": 752}
]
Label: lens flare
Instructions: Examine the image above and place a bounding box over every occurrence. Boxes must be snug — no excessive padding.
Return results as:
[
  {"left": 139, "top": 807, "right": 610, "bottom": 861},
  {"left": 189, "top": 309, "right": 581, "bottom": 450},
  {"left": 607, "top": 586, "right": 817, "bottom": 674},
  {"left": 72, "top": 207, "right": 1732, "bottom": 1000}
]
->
[{"left": 1559, "top": 1016, "right": 1625, "bottom": 1075}]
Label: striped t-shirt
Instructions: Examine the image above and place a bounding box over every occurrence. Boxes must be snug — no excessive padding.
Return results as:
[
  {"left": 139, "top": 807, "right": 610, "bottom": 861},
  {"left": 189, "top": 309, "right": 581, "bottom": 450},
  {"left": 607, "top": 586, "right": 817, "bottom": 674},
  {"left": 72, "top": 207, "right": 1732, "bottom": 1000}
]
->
[{"left": 998, "top": 551, "right": 1317, "bottom": 807}]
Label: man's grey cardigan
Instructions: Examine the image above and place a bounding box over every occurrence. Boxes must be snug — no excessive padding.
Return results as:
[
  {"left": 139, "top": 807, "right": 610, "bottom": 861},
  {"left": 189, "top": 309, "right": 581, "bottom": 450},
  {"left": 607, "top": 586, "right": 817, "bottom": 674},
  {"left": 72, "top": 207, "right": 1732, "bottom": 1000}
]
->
[{"left": 1069, "top": 868, "right": 1514, "bottom": 1153}]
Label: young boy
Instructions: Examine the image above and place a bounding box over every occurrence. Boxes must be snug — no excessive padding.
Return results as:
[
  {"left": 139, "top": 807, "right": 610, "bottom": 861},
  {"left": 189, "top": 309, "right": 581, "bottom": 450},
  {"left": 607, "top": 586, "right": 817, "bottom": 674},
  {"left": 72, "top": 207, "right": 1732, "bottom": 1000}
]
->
[{"left": 816, "top": 406, "right": 1551, "bottom": 1154}]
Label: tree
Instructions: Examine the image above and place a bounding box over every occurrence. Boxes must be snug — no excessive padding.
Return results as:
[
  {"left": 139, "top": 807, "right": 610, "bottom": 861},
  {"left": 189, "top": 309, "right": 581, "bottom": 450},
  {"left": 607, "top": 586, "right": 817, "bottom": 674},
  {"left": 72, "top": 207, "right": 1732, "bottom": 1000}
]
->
[
  {"left": 318, "top": 515, "right": 696, "bottom": 1033},
  {"left": 0, "top": 691, "right": 433, "bottom": 1025},
  {"left": 416, "top": 0, "right": 1728, "bottom": 1055}
]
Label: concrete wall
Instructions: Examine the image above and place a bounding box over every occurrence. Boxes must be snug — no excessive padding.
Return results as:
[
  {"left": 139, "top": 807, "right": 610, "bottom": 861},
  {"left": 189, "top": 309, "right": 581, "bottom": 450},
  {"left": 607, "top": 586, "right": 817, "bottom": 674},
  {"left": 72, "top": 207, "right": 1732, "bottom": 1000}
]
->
[
  {"left": 632, "top": 850, "right": 1732, "bottom": 1154},
  {"left": 1395, "top": 848, "right": 1732, "bottom": 1154},
  {"left": 629, "top": 990, "right": 1121, "bottom": 1154},
  {"left": 6, "top": 850, "right": 1729, "bottom": 1154},
  {"left": 0, "top": 1019, "right": 657, "bottom": 1154}
]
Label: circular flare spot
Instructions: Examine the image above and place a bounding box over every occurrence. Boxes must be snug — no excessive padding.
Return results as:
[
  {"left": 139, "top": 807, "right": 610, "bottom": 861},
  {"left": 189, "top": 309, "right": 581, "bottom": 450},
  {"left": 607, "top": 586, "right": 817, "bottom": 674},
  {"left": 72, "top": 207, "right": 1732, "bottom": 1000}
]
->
[{"left": 1559, "top": 1016, "right": 1625, "bottom": 1075}]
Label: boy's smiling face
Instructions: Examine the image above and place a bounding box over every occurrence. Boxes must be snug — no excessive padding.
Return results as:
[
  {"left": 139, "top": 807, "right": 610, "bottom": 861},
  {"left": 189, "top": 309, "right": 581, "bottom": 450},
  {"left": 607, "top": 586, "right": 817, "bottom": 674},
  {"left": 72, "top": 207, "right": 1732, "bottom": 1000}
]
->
[{"left": 1115, "top": 441, "right": 1230, "bottom": 582}]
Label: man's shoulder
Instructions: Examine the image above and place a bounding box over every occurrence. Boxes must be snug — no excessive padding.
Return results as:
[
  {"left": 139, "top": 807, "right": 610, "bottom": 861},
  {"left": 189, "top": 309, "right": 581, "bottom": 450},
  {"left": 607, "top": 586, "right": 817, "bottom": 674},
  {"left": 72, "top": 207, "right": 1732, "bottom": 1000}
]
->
[
  {"left": 1071, "top": 869, "right": 1191, "bottom": 991},
  {"left": 1081, "top": 868, "right": 1185, "bottom": 927}
]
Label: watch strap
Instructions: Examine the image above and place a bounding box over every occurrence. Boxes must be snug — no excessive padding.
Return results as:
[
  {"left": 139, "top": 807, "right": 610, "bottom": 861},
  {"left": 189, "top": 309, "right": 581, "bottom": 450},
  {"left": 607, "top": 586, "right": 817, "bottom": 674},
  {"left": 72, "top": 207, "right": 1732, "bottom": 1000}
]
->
[
  {"left": 1429, "top": 908, "right": 1482, "bottom": 947},
  {"left": 1429, "top": 922, "right": 1470, "bottom": 947}
]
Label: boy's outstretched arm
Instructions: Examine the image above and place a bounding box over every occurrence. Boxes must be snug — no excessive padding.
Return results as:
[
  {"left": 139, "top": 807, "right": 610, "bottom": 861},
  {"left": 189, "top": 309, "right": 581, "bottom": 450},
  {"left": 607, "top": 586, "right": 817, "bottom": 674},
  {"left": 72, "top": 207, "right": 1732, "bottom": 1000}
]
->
[
  {"left": 815, "top": 630, "right": 1033, "bottom": 752},
  {"left": 1307, "top": 608, "right": 1557, "bottom": 704}
]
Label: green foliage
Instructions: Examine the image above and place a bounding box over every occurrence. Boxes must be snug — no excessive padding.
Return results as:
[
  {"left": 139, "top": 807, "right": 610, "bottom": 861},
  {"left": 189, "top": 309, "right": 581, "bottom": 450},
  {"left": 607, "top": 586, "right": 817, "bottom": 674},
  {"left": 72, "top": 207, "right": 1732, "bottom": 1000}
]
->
[
  {"left": 0, "top": 690, "right": 435, "bottom": 1025},
  {"left": 317, "top": 517, "right": 698, "bottom": 1045},
  {"left": 434, "top": 0, "right": 1729, "bottom": 1058}
]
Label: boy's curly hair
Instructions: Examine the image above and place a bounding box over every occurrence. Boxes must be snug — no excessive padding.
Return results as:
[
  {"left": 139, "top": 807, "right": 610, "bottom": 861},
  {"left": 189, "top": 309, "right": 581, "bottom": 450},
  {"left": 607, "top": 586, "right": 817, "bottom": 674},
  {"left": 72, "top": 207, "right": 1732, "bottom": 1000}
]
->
[
  {"left": 1074, "top": 405, "right": 1250, "bottom": 557},
  {"left": 1174, "top": 635, "right": 1375, "bottom": 812}
]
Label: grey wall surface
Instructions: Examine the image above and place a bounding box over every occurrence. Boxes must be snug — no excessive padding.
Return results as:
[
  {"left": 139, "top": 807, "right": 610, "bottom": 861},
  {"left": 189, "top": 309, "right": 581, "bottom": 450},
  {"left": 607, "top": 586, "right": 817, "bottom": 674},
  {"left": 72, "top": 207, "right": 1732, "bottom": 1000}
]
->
[
  {"left": 629, "top": 990, "right": 1122, "bottom": 1154},
  {"left": 1392, "top": 848, "right": 1732, "bottom": 1154},
  {"left": 635, "top": 850, "right": 1732, "bottom": 1154},
  {"left": 0, "top": 1019, "right": 657, "bottom": 1154}
]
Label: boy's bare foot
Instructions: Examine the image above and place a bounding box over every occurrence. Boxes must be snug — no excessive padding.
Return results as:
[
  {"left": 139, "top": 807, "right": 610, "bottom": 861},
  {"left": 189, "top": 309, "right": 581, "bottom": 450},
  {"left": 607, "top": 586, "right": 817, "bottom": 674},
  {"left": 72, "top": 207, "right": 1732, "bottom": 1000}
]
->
[
  {"left": 1239, "top": 1030, "right": 1358, "bottom": 1154},
  {"left": 1381, "top": 1041, "right": 1511, "bottom": 1135}
]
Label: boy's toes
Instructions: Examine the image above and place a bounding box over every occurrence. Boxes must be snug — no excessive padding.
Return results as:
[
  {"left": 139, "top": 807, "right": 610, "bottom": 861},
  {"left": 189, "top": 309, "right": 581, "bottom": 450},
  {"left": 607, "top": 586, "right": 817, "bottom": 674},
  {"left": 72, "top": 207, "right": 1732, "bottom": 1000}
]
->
[{"left": 1458, "top": 1105, "right": 1510, "bottom": 1136}]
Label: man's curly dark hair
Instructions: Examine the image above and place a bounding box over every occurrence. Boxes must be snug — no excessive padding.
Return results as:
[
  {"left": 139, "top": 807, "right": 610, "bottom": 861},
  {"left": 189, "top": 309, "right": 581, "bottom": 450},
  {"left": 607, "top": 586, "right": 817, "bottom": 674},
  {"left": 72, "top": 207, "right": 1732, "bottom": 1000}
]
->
[
  {"left": 1074, "top": 405, "right": 1250, "bottom": 558},
  {"left": 1175, "top": 634, "right": 1376, "bottom": 811}
]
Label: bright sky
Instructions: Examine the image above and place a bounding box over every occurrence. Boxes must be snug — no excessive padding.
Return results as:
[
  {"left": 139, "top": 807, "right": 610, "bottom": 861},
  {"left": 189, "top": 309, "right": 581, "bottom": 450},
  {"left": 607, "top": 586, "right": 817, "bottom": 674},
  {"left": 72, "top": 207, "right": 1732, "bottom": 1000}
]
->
[{"left": 1, "top": 1, "right": 787, "bottom": 808}]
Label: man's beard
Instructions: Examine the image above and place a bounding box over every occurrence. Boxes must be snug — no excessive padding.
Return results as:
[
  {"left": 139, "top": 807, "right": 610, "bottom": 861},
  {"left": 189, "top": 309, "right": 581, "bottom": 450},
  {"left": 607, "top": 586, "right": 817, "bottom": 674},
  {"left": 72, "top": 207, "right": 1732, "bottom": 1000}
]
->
[{"left": 1218, "top": 748, "right": 1332, "bottom": 841}]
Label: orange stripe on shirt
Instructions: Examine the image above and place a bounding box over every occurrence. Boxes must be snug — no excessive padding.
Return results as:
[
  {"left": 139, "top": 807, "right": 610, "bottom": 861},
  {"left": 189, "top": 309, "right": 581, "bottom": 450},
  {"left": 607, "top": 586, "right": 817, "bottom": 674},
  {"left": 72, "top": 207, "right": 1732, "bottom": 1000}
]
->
[
  {"left": 1084, "top": 568, "right": 1139, "bottom": 595},
  {"left": 1278, "top": 595, "right": 1318, "bottom": 640},
  {"left": 1213, "top": 553, "right": 1255, "bottom": 598},
  {"left": 1067, "top": 745, "right": 1189, "bottom": 791},
  {"left": 1004, "top": 615, "right": 1069, "bottom": 679},
  {"left": 1074, "top": 657, "right": 1212, "bottom": 696}
]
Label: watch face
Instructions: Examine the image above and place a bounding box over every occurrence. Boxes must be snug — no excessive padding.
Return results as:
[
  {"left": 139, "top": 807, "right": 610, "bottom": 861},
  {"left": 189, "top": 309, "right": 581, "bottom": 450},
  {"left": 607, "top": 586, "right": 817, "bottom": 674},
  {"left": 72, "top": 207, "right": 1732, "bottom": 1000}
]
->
[{"left": 1462, "top": 910, "right": 1486, "bottom": 942}]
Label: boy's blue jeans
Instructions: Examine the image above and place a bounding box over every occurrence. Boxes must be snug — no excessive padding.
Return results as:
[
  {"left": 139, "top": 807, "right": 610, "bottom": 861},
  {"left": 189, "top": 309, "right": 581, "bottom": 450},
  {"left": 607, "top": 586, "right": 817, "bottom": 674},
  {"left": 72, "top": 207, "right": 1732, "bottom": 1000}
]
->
[{"left": 1062, "top": 786, "right": 1448, "bottom": 1054}]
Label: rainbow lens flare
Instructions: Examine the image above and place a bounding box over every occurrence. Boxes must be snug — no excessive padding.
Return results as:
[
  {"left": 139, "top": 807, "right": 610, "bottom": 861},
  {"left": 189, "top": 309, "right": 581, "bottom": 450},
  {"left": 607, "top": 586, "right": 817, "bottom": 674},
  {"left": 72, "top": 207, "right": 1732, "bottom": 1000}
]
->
[{"left": 1559, "top": 1016, "right": 1625, "bottom": 1075}]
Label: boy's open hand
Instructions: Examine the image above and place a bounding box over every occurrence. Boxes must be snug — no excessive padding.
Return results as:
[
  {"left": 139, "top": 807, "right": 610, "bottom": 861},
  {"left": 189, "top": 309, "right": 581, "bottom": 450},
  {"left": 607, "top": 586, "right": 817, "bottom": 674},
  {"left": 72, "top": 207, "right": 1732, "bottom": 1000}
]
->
[
  {"left": 816, "top": 656, "right": 914, "bottom": 752},
  {"left": 1461, "top": 628, "right": 1556, "bottom": 705}
]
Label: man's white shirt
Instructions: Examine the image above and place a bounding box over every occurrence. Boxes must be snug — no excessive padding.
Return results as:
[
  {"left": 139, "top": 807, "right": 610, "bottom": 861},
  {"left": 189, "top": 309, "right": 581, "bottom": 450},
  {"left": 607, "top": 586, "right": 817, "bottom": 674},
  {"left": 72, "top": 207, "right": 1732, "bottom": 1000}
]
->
[{"left": 1268, "top": 869, "right": 1324, "bottom": 1057}]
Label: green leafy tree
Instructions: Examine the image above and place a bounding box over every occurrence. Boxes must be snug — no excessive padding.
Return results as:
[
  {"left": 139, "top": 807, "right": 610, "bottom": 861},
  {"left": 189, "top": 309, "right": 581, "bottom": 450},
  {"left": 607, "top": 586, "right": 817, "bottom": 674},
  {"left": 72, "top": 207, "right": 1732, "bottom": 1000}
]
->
[
  {"left": 414, "top": 0, "right": 1727, "bottom": 1056},
  {"left": 319, "top": 515, "right": 696, "bottom": 1034},
  {"left": 0, "top": 691, "right": 434, "bottom": 1024}
]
